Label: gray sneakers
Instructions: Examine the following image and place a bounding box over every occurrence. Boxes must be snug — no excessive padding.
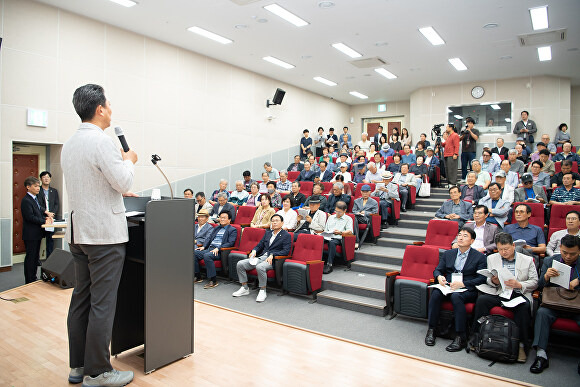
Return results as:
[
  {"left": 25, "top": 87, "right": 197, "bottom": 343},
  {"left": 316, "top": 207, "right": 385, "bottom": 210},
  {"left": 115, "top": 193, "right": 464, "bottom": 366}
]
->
[
  {"left": 82, "top": 369, "right": 134, "bottom": 387},
  {"left": 69, "top": 367, "right": 84, "bottom": 384}
]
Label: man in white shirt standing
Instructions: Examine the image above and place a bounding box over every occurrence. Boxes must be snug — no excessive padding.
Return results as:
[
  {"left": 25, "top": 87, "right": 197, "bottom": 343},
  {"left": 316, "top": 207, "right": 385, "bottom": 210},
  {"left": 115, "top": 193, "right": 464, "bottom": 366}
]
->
[{"left": 358, "top": 132, "right": 372, "bottom": 151}]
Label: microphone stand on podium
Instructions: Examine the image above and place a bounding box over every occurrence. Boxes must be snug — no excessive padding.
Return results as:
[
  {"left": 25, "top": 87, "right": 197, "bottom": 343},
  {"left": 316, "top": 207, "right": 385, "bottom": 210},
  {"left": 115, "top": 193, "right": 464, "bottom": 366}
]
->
[{"left": 151, "top": 154, "right": 174, "bottom": 199}]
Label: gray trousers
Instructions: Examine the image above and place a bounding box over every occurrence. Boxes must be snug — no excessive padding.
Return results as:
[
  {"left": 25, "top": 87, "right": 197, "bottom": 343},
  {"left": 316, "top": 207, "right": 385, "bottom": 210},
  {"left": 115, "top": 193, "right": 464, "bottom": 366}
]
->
[
  {"left": 445, "top": 156, "right": 458, "bottom": 185},
  {"left": 237, "top": 255, "right": 273, "bottom": 288},
  {"left": 532, "top": 306, "right": 580, "bottom": 351},
  {"left": 67, "top": 243, "right": 125, "bottom": 376}
]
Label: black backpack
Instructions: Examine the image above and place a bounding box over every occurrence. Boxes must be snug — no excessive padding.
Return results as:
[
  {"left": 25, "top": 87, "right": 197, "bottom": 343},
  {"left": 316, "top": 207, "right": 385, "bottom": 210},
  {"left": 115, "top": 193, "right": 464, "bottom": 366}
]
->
[{"left": 472, "top": 315, "right": 519, "bottom": 363}]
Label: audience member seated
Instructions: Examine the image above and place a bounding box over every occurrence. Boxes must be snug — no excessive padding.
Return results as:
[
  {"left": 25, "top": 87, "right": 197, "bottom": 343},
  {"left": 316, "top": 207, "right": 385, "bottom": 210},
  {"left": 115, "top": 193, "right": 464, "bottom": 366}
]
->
[
  {"left": 320, "top": 154, "right": 336, "bottom": 173},
  {"left": 232, "top": 214, "right": 292, "bottom": 303},
  {"left": 363, "top": 162, "right": 383, "bottom": 184},
  {"left": 338, "top": 152, "right": 351, "bottom": 170},
  {"left": 351, "top": 155, "right": 367, "bottom": 175},
  {"left": 326, "top": 182, "right": 351, "bottom": 213},
  {"left": 372, "top": 153, "right": 386, "bottom": 171},
  {"left": 315, "top": 160, "right": 333, "bottom": 182},
  {"left": 417, "top": 133, "right": 431, "bottom": 149},
  {"left": 460, "top": 172, "right": 485, "bottom": 204},
  {"left": 245, "top": 183, "right": 261, "bottom": 207},
  {"left": 424, "top": 228, "right": 487, "bottom": 351},
  {"left": 307, "top": 155, "right": 320, "bottom": 173},
  {"left": 379, "top": 143, "right": 394, "bottom": 159},
  {"left": 409, "top": 156, "right": 428, "bottom": 182},
  {"left": 353, "top": 163, "right": 367, "bottom": 184},
  {"left": 553, "top": 142, "right": 580, "bottom": 162},
  {"left": 328, "top": 145, "right": 339, "bottom": 160},
  {"left": 435, "top": 186, "right": 473, "bottom": 228},
  {"left": 424, "top": 146, "right": 440, "bottom": 182},
  {"left": 296, "top": 161, "right": 316, "bottom": 182},
  {"left": 515, "top": 173, "right": 548, "bottom": 204},
  {"left": 491, "top": 137, "right": 509, "bottom": 159},
  {"left": 479, "top": 182, "right": 511, "bottom": 229},
  {"left": 495, "top": 159, "right": 519, "bottom": 188},
  {"left": 195, "top": 191, "right": 213, "bottom": 220},
  {"left": 452, "top": 205, "right": 499, "bottom": 254},
  {"left": 530, "top": 142, "right": 549, "bottom": 162},
  {"left": 264, "top": 162, "right": 279, "bottom": 181},
  {"left": 390, "top": 133, "right": 402, "bottom": 152},
  {"left": 515, "top": 143, "right": 529, "bottom": 164},
  {"left": 332, "top": 162, "right": 352, "bottom": 183},
  {"left": 392, "top": 163, "right": 415, "bottom": 212},
  {"left": 529, "top": 235, "right": 580, "bottom": 374},
  {"left": 415, "top": 141, "right": 426, "bottom": 159},
  {"left": 538, "top": 149, "right": 555, "bottom": 176},
  {"left": 471, "top": 159, "right": 491, "bottom": 190},
  {"left": 276, "top": 196, "right": 298, "bottom": 230},
  {"left": 194, "top": 211, "right": 237, "bottom": 289},
  {"left": 289, "top": 181, "right": 307, "bottom": 207},
  {"left": 516, "top": 137, "right": 533, "bottom": 157},
  {"left": 550, "top": 160, "right": 580, "bottom": 188},
  {"left": 294, "top": 198, "right": 326, "bottom": 240},
  {"left": 184, "top": 188, "right": 193, "bottom": 199},
  {"left": 508, "top": 149, "right": 525, "bottom": 175},
  {"left": 250, "top": 194, "right": 276, "bottom": 229},
  {"left": 546, "top": 210, "right": 580, "bottom": 256},
  {"left": 352, "top": 184, "right": 379, "bottom": 245},
  {"left": 472, "top": 232, "right": 538, "bottom": 362},
  {"left": 536, "top": 134, "right": 557, "bottom": 156},
  {"left": 304, "top": 182, "right": 328, "bottom": 212},
  {"left": 553, "top": 123, "right": 571, "bottom": 146},
  {"left": 266, "top": 181, "right": 282, "bottom": 209},
  {"left": 242, "top": 170, "right": 257, "bottom": 192},
  {"left": 401, "top": 144, "right": 416, "bottom": 165},
  {"left": 504, "top": 203, "right": 546, "bottom": 258},
  {"left": 276, "top": 171, "right": 292, "bottom": 195},
  {"left": 322, "top": 201, "right": 354, "bottom": 274},
  {"left": 372, "top": 171, "right": 400, "bottom": 228},
  {"left": 358, "top": 132, "right": 372, "bottom": 151},
  {"left": 528, "top": 161, "right": 551, "bottom": 188},
  {"left": 228, "top": 180, "right": 249, "bottom": 205},
  {"left": 194, "top": 209, "right": 213, "bottom": 247},
  {"left": 550, "top": 172, "right": 580, "bottom": 205},
  {"left": 479, "top": 149, "right": 500, "bottom": 174},
  {"left": 287, "top": 155, "right": 304, "bottom": 172},
  {"left": 366, "top": 143, "right": 378, "bottom": 160},
  {"left": 211, "top": 192, "right": 236, "bottom": 223},
  {"left": 482, "top": 144, "right": 502, "bottom": 165},
  {"left": 387, "top": 153, "right": 403, "bottom": 174},
  {"left": 258, "top": 172, "right": 270, "bottom": 193},
  {"left": 210, "top": 179, "right": 230, "bottom": 204},
  {"left": 334, "top": 174, "right": 354, "bottom": 195},
  {"left": 493, "top": 171, "right": 515, "bottom": 203}
]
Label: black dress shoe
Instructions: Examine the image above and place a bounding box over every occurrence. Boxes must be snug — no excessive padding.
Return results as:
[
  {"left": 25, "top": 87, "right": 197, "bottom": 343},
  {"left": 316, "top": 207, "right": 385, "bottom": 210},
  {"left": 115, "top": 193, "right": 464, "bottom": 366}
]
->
[
  {"left": 445, "top": 336, "right": 466, "bottom": 352},
  {"left": 401, "top": 208, "right": 407, "bottom": 212},
  {"left": 425, "top": 329, "right": 436, "bottom": 346},
  {"left": 323, "top": 265, "right": 333, "bottom": 274},
  {"left": 530, "top": 356, "right": 549, "bottom": 374}
]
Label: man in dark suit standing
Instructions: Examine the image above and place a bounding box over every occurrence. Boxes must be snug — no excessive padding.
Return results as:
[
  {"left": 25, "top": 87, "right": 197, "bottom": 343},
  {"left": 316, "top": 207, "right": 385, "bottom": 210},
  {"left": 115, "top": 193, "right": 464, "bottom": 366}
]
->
[
  {"left": 425, "top": 227, "right": 486, "bottom": 351},
  {"left": 233, "top": 214, "right": 292, "bottom": 302},
  {"left": 39, "top": 170, "right": 60, "bottom": 258},
  {"left": 21, "top": 176, "right": 52, "bottom": 283}
]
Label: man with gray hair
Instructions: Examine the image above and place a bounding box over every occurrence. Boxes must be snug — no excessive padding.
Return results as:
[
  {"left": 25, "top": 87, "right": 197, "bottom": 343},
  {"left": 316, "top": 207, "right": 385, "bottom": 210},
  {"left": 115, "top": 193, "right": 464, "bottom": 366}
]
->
[
  {"left": 228, "top": 180, "right": 249, "bottom": 205},
  {"left": 264, "top": 162, "right": 280, "bottom": 181},
  {"left": 508, "top": 149, "right": 525, "bottom": 175},
  {"left": 210, "top": 179, "right": 229, "bottom": 205},
  {"left": 276, "top": 171, "right": 292, "bottom": 195},
  {"left": 323, "top": 201, "right": 354, "bottom": 274},
  {"left": 372, "top": 171, "right": 400, "bottom": 227},
  {"left": 364, "top": 162, "right": 383, "bottom": 184},
  {"left": 326, "top": 182, "right": 351, "bottom": 213},
  {"left": 358, "top": 132, "right": 372, "bottom": 151},
  {"left": 211, "top": 192, "right": 236, "bottom": 223}
]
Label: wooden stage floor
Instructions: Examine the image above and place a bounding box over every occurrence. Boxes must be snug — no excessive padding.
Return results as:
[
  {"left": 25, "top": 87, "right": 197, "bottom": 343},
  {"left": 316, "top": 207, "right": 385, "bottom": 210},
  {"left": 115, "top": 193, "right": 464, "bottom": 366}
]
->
[{"left": 0, "top": 282, "right": 536, "bottom": 386}]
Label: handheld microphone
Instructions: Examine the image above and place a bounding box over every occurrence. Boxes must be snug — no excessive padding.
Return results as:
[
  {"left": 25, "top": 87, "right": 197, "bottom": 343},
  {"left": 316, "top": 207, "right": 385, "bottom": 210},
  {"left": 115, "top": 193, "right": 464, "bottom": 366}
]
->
[{"left": 114, "top": 126, "right": 130, "bottom": 152}]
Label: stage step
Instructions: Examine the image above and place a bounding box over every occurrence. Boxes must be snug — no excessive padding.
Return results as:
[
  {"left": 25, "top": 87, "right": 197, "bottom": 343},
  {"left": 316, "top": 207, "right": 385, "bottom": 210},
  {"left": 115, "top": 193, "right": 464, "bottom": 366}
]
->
[
  {"left": 350, "top": 260, "right": 401, "bottom": 277},
  {"left": 322, "top": 270, "right": 385, "bottom": 300},
  {"left": 317, "top": 289, "right": 387, "bottom": 316}
]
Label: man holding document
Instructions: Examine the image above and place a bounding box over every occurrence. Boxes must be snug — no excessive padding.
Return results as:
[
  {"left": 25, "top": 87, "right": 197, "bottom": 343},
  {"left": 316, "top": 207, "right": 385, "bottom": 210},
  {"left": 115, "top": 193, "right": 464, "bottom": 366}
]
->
[
  {"left": 529, "top": 234, "right": 580, "bottom": 374},
  {"left": 425, "top": 228, "right": 486, "bottom": 351},
  {"left": 471, "top": 233, "right": 538, "bottom": 363}
]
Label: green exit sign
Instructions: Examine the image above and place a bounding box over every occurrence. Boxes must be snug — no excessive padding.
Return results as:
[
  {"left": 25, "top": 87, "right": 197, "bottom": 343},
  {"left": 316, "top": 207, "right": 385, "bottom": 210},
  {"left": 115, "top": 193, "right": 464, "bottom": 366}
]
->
[{"left": 378, "top": 104, "right": 386, "bottom": 112}]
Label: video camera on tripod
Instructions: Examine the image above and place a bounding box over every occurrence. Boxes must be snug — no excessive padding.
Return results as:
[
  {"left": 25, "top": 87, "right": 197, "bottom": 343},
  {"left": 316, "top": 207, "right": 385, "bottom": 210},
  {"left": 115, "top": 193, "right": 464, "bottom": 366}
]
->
[{"left": 431, "top": 123, "right": 444, "bottom": 139}]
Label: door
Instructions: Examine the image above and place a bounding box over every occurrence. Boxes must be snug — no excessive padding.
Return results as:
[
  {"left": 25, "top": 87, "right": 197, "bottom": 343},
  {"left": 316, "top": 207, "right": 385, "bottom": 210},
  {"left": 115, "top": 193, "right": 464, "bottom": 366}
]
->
[
  {"left": 13, "top": 154, "right": 39, "bottom": 254},
  {"left": 387, "top": 122, "right": 401, "bottom": 140},
  {"left": 366, "top": 122, "right": 380, "bottom": 138}
]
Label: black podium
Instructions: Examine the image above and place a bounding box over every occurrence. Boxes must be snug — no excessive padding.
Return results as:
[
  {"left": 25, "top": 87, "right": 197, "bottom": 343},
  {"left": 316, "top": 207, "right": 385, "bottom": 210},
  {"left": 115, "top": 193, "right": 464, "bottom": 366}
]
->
[{"left": 111, "top": 197, "right": 194, "bottom": 373}]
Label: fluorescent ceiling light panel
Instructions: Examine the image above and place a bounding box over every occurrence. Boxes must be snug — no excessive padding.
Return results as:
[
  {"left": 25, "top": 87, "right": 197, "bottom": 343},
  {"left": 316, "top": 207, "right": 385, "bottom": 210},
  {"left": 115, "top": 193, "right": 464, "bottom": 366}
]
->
[
  {"left": 264, "top": 4, "right": 309, "bottom": 27},
  {"left": 313, "top": 76, "right": 337, "bottom": 86},
  {"left": 490, "top": 104, "right": 501, "bottom": 110},
  {"left": 187, "top": 26, "right": 232, "bottom": 44},
  {"left": 454, "top": 115, "right": 463, "bottom": 119},
  {"left": 349, "top": 91, "right": 368, "bottom": 99},
  {"left": 448, "top": 57, "right": 467, "bottom": 71},
  {"left": 263, "top": 56, "right": 295, "bottom": 69},
  {"left": 505, "top": 118, "right": 512, "bottom": 122},
  {"left": 537, "top": 46, "right": 552, "bottom": 61},
  {"left": 332, "top": 43, "right": 362, "bottom": 58},
  {"left": 419, "top": 26, "right": 445, "bottom": 45},
  {"left": 374, "top": 68, "right": 397, "bottom": 79},
  {"left": 529, "top": 6, "right": 549, "bottom": 30},
  {"left": 109, "top": 0, "right": 137, "bottom": 7}
]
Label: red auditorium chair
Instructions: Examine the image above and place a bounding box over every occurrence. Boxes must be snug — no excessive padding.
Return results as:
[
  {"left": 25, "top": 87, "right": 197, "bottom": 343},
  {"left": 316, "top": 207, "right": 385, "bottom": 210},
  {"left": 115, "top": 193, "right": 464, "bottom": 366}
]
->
[
  {"left": 299, "top": 181, "right": 314, "bottom": 196},
  {"left": 354, "top": 183, "right": 375, "bottom": 198},
  {"left": 385, "top": 245, "right": 440, "bottom": 318},
  {"left": 556, "top": 145, "right": 577, "bottom": 153},
  {"left": 282, "top": 233, "right": 325, "bottom": 298},
  {"left": 414, "top": 219, "right": 458, "bottom": 250},
  {"left": 234, "top": 205, "right": 257, "bottom": 227},
  {"left": 554, "top": 161, "right": 578, "bottom": 174},
  {"left": 508, "top": 202, "right": 545, "bottom": 229},
  {"left": 287, "top": 171, "right": 300, "bottom": 181},
  {"left": 247, "top": 232, "right": 294, "bottom": 287},
  {"left": 227, "top": 227, "right": 266, "bottom": 282},
  {"left": 321, "top": 182, "right": 334, "bottom": 194},
  {"left": 549, "top": 204, "right": 580, "bottom": 239},
  {"left": 199, "top": 224, "right": 242, "bottom": 278},
  {"left": 385, "top": 156, "right": 394, "bottom": 165},
  {"left": 322, "top": 214, "right": 356, "bottom": 266}
]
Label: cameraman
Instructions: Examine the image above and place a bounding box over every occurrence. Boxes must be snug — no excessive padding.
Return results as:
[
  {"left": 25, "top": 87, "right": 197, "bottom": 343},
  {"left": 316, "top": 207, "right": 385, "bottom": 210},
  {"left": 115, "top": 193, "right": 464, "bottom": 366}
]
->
[
  {"left": 459, "top": 117, "right": 479, "bottom": 181},
  {"left": 441, "top": 124, "right": 460, "bottom": 185}
]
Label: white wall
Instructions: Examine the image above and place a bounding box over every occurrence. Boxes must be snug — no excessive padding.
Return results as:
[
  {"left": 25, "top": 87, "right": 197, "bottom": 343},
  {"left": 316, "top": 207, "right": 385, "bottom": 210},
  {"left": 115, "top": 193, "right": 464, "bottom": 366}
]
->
[{"left": 348, "top": 101, "right": 411, "bottom": 143}]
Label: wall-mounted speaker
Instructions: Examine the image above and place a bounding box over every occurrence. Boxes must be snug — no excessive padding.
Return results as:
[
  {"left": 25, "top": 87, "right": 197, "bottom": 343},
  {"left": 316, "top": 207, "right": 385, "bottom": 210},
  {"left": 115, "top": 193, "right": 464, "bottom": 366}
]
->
[{"left": 266, "top": 88, "right": 286, "bottom": 108}]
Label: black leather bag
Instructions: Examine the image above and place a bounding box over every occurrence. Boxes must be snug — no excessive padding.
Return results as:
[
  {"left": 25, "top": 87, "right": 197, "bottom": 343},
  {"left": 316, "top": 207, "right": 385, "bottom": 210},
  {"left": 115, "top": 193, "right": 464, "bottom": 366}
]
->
[{"left": 473, "top": 315, "right": 519, "bottom": 363}]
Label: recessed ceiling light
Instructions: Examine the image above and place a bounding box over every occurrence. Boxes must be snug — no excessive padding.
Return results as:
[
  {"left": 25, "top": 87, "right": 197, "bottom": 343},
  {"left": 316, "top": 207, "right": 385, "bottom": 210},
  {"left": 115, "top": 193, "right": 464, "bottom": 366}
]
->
[
  {"left": 490, "top": 104, "right": 501, "bottom": 110},
  {"left": 483, "top": 23, "right": 499, "bottom": 29},
  {"left": 537, "top": 46, "right": 552, "bottom": 61},
  {"left": 529, "top": 6, "right": 548, "bottom": 30},
  {"left": 349, "top": 91, "right": 368, "bottom": 99},
  {"left": 235, "top": 24, "right": 248, "bottom": 29},
  {"left": 109, "top": 0, "right": 137, "bottom": 7},
  {"left": 505, "top": 118, "right": 512, "bottom": 123},
  {"left": 448, "top": 57, "right": 467, "bottom": 71},
  {"left": 318, "top": 1, "right": 335, "bottom": 8},
  {"left": 256, "top": 18, "right": 268, "bottom": 23},
  {"left": 187, "top": 26, "right": 233, "bottom": 44},
  {"left": 263, "top": 56, "right": 295, "bottom": 69},
  {"left": 264, "top": 4, "right": 309, "bottom": 27},
  {"left": 314, "top": 76, "right": 337, "bottom": 86},
  {"left": 454, "top": 115, "right": 463, "bottom": 120},
  {"left": 332, "top": 43, "right": 362, "bottom": 58},
  {"left": 374, "top": 68, "right": 397, "bottom": 79},
  {"left": 419, "top": 26, "right": 445, "bottom": 46}
]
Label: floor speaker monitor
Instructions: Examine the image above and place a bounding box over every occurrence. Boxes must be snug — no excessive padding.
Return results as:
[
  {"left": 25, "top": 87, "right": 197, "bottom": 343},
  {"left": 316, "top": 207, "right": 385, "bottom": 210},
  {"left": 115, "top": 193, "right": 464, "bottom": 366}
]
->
[{"left": 41, "top": 248, "right": 75, "bottom": 289}]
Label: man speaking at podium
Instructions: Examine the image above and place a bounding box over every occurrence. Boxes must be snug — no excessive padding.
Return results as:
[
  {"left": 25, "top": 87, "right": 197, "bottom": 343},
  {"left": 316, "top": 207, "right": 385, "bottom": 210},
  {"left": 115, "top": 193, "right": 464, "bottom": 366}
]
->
[{"left": 62, "top": 84, "right": 138, "bottom": 386}]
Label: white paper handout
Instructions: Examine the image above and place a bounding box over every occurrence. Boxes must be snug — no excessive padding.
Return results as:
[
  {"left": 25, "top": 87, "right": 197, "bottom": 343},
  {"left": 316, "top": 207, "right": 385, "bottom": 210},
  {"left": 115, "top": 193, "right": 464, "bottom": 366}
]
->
[
  {"left": 428, "top": 284, "right": 468, "bottom": 296},
  {"left": 297, "top": 208, "right": 310, "bottom": 218},
  {"left": 477, "top": 268, "right": 498, "bottom": 279},
  {"left": 551, "top": 260, "right": 572, "bottom": 289},
  {"left": 513, "top": 239, "right": 527, "bottom": 248},
  {"left": 497, "top": 267, "right": 516, "bottom": 299},
  {"left": 321, "top": 231, "right": 335, "bottom": 240},
  {"left": 501, "top": 296, "right": 527, "bottom": 308}
]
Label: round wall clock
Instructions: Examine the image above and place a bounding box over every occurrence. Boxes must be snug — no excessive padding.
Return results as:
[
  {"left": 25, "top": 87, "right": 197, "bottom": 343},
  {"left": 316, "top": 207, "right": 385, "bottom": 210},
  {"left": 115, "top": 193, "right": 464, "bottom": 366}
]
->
[{"left": 471, "top": 86, "right": 484, "bottom": 99}]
